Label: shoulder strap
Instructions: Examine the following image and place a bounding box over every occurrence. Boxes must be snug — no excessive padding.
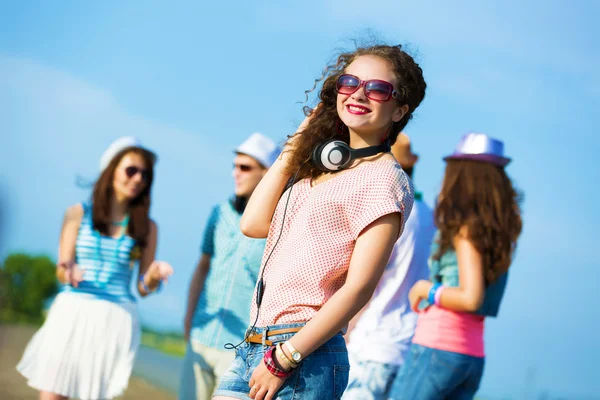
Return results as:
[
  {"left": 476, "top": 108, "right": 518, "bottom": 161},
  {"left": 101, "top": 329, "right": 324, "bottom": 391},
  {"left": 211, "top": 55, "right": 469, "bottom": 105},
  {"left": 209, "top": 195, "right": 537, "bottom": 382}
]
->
[
  {"left": 77, "top": 201, "right": 94, "bottom": 232},
  {"left": 79, "top": 202, "right": 90, "bottom": 228}
]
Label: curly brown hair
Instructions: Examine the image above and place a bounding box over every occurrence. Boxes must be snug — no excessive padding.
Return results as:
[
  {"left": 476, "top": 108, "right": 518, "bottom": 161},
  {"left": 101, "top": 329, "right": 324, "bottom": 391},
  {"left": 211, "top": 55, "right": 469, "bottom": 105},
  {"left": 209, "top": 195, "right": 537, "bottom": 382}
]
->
[
  {"left": 434, "top": 160, "right": 523, "bottom": 284},
  {"left": 92, "top": 147, "right": 155, "bottom": 247},
  {"left": 285, "top": 44, "right": 427, "bottom": 180}
]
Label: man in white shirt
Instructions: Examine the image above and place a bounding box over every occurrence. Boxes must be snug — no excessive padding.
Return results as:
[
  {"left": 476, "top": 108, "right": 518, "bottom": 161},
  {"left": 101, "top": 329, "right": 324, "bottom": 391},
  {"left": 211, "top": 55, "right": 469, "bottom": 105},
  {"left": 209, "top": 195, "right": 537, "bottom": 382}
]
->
[{"left": 343, "top": 133, "right": 436, "bottom": 400}]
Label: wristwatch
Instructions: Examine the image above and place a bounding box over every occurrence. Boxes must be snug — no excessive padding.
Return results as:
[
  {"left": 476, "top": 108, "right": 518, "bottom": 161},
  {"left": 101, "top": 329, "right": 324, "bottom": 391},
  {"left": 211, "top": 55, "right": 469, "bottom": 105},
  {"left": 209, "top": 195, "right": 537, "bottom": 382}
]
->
[{"left": 284, "top": 340, "right": 303, "bottom": 363}]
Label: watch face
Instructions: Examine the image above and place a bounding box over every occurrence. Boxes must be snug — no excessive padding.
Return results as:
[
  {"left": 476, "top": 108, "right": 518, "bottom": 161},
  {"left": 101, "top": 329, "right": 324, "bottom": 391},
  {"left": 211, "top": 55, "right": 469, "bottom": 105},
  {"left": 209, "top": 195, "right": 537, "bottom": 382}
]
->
[{"left": 292, "top": 352, "right": 301, "bottom": 362}]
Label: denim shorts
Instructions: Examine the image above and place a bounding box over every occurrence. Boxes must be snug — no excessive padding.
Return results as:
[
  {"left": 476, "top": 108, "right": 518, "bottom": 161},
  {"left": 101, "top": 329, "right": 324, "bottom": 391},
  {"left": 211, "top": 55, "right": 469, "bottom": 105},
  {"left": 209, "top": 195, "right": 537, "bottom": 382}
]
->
[
  {"left": 213, "top": 322, "right": 350, "bottom": 400},
  {"left": 341, "top": 353, "right": 399, "bottom": 400},
  {"left": 388, "top": 344, "right": 485, "bottom": 400}
]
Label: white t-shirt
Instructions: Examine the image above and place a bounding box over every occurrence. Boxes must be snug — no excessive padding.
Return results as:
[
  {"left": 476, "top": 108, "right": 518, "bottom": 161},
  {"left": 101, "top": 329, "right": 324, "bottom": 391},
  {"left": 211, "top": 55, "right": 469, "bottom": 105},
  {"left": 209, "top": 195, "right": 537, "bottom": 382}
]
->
[{"left": 347, "top": 198, "right": 435, "bottom": 366}]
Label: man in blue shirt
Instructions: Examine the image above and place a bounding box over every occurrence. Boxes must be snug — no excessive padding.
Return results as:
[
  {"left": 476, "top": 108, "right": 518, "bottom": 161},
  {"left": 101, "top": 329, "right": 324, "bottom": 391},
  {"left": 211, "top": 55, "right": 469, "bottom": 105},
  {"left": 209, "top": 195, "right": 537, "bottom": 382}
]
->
[{"left": 180, "top": 133, "right": 280, "bottom": 400}]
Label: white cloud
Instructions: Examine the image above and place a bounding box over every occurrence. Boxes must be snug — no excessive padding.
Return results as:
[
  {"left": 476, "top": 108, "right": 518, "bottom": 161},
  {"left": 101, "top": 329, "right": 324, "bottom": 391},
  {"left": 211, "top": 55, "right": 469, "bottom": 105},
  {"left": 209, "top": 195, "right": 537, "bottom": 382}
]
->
[{"left": 0, "top": 53, "right": 224, "bottom": 165}]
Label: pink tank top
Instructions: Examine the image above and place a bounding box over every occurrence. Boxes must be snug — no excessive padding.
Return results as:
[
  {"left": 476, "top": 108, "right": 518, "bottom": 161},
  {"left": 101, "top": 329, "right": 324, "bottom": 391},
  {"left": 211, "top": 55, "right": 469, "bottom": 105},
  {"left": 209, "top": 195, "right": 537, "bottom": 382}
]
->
[{"left": 413, "top": 305, "right": 485, "bottom": 357}]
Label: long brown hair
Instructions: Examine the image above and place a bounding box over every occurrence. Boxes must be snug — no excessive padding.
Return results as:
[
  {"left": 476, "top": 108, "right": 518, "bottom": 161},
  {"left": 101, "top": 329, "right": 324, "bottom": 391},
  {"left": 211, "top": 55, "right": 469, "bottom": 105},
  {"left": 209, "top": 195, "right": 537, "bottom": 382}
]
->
[
  {"left": 434, "top": 160, "right": 523, "bottom": 284},
  {"left": 285, "top": 44, "right": 427, "bottom": 180},
  {"left": 91, "top": 147, "right": 155, "bottom": 247}
]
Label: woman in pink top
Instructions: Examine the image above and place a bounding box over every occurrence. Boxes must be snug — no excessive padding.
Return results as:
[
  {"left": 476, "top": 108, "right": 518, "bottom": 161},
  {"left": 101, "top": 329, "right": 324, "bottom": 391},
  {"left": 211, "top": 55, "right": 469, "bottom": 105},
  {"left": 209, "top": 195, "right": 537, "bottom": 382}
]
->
[
  {"left": 213, "top": 44, "right": 426, "bottom": 400},
  {"left": 389, "top": 133, "right": 523, "bottom": 399}
]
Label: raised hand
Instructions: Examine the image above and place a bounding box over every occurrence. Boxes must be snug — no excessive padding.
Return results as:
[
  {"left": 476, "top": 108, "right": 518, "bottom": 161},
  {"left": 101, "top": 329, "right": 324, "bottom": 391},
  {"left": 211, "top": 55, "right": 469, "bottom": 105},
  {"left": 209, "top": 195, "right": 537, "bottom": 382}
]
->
[{"left": 147, "top": 260, "right": 174, "bottom": 283}]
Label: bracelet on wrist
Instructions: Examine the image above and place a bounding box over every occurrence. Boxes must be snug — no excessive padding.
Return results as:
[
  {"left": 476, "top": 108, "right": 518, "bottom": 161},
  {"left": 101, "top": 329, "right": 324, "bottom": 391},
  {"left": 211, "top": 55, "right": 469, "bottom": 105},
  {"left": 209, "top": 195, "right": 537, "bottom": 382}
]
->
[
  {"left": 434, "top": 285, "right": 445, "bottom": 307},
  {"left": 428, "top": 282, "right": 441, "bottom": 305},
  {"left": 273, "top": 345, "right": 292, "bottom": 371},
  {"left": 264, "top": 346, "right": 293, "bottom": 378},
  {"left": 275, "top": 343, "right": 297, "bottom": 369},
  {"left": 139, "top": 273, "right": 162, "bottom": 294}
]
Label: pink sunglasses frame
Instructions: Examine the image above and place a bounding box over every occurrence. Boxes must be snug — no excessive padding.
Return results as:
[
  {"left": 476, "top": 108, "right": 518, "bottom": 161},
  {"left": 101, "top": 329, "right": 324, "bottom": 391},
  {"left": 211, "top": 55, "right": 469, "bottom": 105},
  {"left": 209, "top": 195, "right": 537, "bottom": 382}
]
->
[{"left": 336, "top": 74, "right": 398, "bottom": 102}]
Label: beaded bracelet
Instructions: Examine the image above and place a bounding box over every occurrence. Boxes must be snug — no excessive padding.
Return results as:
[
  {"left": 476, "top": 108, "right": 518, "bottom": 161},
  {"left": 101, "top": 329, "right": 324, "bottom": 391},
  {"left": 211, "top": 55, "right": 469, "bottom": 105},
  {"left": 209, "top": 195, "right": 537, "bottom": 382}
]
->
[
  {"left": 264, "top": 346, "right": 293, "bottom": 378},
  {"left": 139, "top": 274, "right": 162, "bottom": 294}
]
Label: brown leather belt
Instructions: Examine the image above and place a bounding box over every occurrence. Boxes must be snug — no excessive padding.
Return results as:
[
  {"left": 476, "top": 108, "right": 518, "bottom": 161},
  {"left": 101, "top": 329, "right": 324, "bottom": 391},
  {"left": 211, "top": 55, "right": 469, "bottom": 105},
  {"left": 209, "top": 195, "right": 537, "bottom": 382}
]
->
[{"left": 245, "top": 327, "right": 303, "bottom": 346}]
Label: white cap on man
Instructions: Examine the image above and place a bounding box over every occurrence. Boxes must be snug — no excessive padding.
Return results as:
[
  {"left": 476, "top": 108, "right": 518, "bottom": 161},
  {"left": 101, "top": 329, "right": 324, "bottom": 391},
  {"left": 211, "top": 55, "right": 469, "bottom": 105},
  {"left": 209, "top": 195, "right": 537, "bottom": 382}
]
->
[{"left": 235, "top": 133, "right": 280, "bottom": 168}]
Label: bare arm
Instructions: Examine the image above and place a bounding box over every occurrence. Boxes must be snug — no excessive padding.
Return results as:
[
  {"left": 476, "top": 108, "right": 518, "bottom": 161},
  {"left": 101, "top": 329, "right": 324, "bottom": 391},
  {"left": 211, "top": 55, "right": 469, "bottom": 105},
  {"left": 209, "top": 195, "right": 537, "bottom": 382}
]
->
[
  {"left": 409, "top": 228, "right": 485, "bottom": 313},
  {"left": 344, "top": 300, "right": 370, "bottom": 343},
  {"left": 56, "top": 204, "right": 84, "bottom": 284},
  {"left": 184, "top": 254, "right": 211, "bottom": 340},
  {"left": 288, "top": 212, "right": 400, "bottom": 356},
  {"left": 240, "top": 111, "right": 316, "bottom": 238},
  {"left": 137, "top": 220, "right": 160, "bottom": 297},
  {"left": 240, "top": 158, "right": 291, "bottom": 238},
  {"left": 345, "top": 241, "right": 402, "bottom": 342}
]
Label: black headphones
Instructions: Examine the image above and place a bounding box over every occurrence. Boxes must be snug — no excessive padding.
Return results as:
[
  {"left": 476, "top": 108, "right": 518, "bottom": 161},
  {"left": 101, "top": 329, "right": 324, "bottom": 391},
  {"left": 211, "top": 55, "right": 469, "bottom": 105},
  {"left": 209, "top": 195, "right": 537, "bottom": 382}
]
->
[{"left": 311, "top": 139, "right": 391, "bottom": 172}]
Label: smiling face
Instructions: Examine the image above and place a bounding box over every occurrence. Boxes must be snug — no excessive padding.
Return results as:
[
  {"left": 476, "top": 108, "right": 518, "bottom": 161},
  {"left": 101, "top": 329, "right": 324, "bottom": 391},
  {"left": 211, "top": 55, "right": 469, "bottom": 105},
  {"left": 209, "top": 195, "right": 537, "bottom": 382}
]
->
[
  {"left": 336, "top": 55, "right": 407, "bottom": 139},
  {"left": 112, "top": 151, "right": 150, "bottom": 201}
]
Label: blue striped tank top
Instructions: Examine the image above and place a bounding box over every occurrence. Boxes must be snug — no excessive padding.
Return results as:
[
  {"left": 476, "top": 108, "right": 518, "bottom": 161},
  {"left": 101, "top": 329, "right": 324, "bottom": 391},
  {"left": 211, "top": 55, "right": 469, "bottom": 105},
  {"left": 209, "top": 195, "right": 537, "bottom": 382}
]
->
[{"left": 61, "top": 202, "right": 138, "bottom": 303}]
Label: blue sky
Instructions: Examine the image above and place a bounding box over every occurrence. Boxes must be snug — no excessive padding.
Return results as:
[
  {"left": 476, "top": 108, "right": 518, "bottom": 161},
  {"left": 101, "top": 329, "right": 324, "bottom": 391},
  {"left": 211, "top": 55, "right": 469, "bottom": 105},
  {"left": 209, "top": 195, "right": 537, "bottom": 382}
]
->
[{"left": 1, "top": 1, "right": 598, "bottom": 398}]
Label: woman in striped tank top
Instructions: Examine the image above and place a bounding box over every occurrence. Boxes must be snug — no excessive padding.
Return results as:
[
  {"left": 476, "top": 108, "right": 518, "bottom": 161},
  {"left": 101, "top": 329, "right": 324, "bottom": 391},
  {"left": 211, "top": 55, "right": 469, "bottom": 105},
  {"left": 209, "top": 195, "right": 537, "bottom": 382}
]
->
[{"left": 17, "top": 136, "right": 174, "bottom": 400}]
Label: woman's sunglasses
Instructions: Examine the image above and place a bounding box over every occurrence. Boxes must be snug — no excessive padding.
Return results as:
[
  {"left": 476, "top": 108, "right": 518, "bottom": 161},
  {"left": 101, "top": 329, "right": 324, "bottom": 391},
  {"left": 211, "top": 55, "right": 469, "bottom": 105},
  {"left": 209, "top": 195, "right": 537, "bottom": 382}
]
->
[
  {"left": 124, "top": 166, "right": 150, "bottom": 182},
  {"left": 336, "top": 74, "right": 398, "bottom": 102}
]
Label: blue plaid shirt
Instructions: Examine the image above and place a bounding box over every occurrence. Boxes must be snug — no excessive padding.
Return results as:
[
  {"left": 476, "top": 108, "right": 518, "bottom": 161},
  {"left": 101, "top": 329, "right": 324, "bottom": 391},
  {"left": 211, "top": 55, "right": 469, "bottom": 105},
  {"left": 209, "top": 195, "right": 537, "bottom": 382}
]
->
[{"left": 190, "top": 201, "right": 266, "bottom": 348}]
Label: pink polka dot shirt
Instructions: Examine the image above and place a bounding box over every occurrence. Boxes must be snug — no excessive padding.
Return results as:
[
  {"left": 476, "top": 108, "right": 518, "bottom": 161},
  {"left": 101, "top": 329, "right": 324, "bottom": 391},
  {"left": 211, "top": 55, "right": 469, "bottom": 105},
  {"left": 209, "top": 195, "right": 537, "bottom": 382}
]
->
[{"left": 250, "top": 159, "right": 414, "bottom": 326}]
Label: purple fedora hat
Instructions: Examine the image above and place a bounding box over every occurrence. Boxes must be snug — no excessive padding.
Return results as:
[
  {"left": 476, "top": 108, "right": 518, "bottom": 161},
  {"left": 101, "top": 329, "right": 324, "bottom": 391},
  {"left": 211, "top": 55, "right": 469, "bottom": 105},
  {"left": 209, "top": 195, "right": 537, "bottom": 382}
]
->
[{"left": 444, "top": 132, "right": 511, "bottom": 167}]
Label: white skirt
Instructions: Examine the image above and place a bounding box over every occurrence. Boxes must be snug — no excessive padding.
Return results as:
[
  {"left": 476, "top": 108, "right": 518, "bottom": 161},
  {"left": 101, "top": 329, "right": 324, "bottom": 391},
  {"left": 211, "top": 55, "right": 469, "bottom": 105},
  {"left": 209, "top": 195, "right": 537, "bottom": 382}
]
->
[{"left": 17, "top": 291, "right": 141, "bottom": 400}]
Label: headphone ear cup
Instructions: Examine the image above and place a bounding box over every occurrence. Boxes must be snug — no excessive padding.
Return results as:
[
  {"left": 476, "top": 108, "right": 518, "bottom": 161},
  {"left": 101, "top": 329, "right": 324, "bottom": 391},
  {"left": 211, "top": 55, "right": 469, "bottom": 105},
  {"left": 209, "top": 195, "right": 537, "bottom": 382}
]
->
[
  {"left": 312, "top": 140, "right": 352, "bottom": 172},
  {"left": 311, "top": 142, "right": 329, "bottom": 172}
]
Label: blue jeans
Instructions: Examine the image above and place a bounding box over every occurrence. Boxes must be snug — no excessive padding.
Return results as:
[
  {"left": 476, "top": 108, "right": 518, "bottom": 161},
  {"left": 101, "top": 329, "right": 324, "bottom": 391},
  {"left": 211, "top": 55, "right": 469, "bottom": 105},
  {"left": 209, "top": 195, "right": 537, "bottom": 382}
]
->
[
  {"left": 214, "top": 323, "right": 350, "bottom": 399},
  {"left": 388, "top": 344, "right": 485, "bottom": 400},
  {"left": 342, "top": 353, "right": 399, "bottom": 400}
]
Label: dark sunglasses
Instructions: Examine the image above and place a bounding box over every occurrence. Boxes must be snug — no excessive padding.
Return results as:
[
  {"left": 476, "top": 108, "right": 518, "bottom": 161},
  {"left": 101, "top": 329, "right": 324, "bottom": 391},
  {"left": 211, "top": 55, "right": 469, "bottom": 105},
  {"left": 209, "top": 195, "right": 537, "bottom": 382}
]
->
[
  {"left": 336, "top": 74, "right": 398, "bottom": 102},
  {"left": 233, "top": 163, "right": 257, "bottom": 172},
  {"left": 124, "top": 166, "right": 150, "bottom": 182}
]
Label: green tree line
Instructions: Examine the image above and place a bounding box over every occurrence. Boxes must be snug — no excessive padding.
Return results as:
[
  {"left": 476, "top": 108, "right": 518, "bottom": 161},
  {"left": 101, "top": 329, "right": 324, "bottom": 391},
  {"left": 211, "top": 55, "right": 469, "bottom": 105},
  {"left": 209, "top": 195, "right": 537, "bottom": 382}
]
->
[{"left": 0, "top": 253, "right": 58, "bottom": 323}]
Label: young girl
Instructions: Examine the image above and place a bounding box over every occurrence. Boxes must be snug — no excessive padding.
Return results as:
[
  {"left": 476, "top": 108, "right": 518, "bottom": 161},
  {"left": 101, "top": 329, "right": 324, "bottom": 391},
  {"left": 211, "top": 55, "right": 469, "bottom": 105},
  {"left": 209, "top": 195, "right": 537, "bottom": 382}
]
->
[
  {"left": 389, "top": 132, "right": 523, "bottom": 399},
  {"left": 213, "top": 44, "right": 427, "bottom": 400},
  {"left": 17, "top": 136, "right": 174, "bottom": 400}
]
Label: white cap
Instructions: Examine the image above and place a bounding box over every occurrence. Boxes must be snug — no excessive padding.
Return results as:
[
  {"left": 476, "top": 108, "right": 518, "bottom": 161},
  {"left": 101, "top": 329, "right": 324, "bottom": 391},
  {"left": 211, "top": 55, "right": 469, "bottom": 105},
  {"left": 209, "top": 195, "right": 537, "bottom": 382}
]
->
[
  {"left": 99, "top": 136, "right": 156, "bottom": 172},
  {"left": 234, "top": 133, "right": 280, "bottom": 168}
]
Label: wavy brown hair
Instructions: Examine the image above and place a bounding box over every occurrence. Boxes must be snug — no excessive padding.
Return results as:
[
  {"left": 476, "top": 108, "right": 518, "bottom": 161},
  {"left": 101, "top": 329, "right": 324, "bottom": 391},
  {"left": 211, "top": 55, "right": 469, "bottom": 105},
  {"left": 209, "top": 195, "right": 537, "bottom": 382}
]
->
[
  {"left": 91, "top": 147, "right": 155, "bottom": 247},
  {"left": 434, "top": 160, "right": 523, "bottom": 284},
  {"left": 285, "top": 44, "right": 427, "bottom": 180}
]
